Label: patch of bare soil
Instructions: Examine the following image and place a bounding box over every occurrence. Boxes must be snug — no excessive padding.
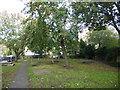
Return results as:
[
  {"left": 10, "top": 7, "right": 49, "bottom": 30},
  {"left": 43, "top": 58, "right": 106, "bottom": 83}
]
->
[{"left": 33, "top": 69, "right": 52, "bottom": 75}]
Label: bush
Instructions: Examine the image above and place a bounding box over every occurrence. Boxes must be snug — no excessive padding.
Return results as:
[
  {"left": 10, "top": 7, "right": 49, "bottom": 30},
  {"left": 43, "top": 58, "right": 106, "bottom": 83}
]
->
[
  {"left": 84, "top": 45, "right": 95, "bottom": 59},
  {"left": 106, "top": 48, "right": 117, "bottom": 61},
  {"left": 95, "top": 47, "right": 107, "bottom": 60},
  {"left": 95, "top": 47, "right": 119, "bottom": 67},
  {"left": 72, "top": 44, "right": 95, "bottom": 59}
]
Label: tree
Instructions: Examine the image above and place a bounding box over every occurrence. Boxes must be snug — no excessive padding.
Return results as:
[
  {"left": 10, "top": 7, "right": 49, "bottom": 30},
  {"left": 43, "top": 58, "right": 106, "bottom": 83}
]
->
[
  {"left": 87, "top": 28, "right": 119, "bottom": 48},
  {"left": 71, "top": 2, "right": 120, "bottom": 42},
  {"left": 79, "top": 39, "right": 95, "bottom": 59},
  {"left": 84, "top": 44, "right": 95, "bottom": 59},
  {"left": 71, "top": 2, "right": 120, "bottom": 63},
  {"left": 87, "top": 28, "right": 119, "bottom": 64},
  {"left": 79, "top": 39, "right": 87, "bottom": 58},
  {"left": 71, "top": 2, "right": 120, "bottom": 65},
  {"left": 24, "top": 1, "right": 72, "bottom": 66},
  {"left": 51, "top": 3, "right": 70, "bottom": 66},
  {"left": 0, "top": 11, "right": 26, "bottom": 61},
  {"left": 23, "top": 2, "right": 57, "bottom": 56}
]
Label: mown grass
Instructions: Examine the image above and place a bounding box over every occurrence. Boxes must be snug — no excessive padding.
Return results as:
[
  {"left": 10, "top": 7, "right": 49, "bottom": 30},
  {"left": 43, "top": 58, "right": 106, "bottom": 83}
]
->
[
  {"left": 2, "top": 62, "right": 21, "bottom": 88},
  {"left": 27, "top": 58, "right": 118, "bottom": 88}
]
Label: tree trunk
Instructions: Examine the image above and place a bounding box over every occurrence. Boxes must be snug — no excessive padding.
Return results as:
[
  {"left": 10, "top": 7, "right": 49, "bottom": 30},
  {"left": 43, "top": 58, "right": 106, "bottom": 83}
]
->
[
  {"left": 63, "top": 48, "right": 69, "bottom": 66},
  {"left": 74, "top": 50, "right": 77, "bottom": 56},
  {"left": 14, "top": 52, "right": 19, "bottom": 62},
  {"left": 58, "top": 53, "right": 60, "bottom": 62},
  {"left": 31, "top": 57, "right": 33, "bottom": 65},
  {"left": 60, "top": 37, "right": 69, "bottom": 67},
  {"left": 14, "top": 50, "right": 20, "bottom": 62},
  {"left": 38, "top": 57, "right": 40, "bottom": 62},
  {"left": 111, "top": 13, "right": 120, "bottom": 46},
  {"left": 51, "top": 55, "right": 54, "bottom": 64}
]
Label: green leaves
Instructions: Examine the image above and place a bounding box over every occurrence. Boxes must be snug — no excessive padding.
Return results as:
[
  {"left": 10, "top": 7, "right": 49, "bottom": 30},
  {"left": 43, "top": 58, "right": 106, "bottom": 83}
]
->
[
  {"left": 88, "top": 28, "right": 119, "bottom": 48},
  {"left": 0, "top": 11, "right": 26, "bottom": 57},
  {"left": 71, "top": 2, "right": 120, "bottom": 36}
]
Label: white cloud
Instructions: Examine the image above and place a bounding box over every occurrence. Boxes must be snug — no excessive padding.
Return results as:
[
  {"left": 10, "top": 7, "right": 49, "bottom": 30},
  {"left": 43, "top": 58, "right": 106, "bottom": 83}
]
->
[{"left": 0, "top": 0, "right": 25, "bottom": 14}]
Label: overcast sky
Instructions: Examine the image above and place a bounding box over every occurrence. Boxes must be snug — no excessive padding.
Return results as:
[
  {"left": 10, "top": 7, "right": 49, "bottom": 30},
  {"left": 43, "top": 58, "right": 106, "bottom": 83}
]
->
[{"left": 0, "top": 0, "right": 25, "bottom": 14}]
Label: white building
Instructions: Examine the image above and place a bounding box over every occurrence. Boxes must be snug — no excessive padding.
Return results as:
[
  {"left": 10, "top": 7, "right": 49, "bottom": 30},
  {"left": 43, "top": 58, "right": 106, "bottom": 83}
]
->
[{"left": 24, "top": 47, "right": 39, "bottom": 57}]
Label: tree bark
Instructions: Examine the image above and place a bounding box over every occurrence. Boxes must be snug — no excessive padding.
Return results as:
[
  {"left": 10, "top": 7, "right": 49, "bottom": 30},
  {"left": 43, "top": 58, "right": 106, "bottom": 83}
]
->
[
  {"left": 111, "top": 12, "right": 120, "bottom": 45},
  {"left": 60, "top": 36, "right": 69, "bottom": 67},
  {"left": 51, "top": 55, "right": 54, "bottom": 64},
  {"left": 15, "top": 53, "right": 19, "bottom": 62},
  {"left": 58, "top": 53, "right": 60, "bottom": 62},
  {"left": 112, "top": 20, "right": 120, "bottom": 39},
  {"left": 14, "top": 50, "right": 21, "bottom": 62}
]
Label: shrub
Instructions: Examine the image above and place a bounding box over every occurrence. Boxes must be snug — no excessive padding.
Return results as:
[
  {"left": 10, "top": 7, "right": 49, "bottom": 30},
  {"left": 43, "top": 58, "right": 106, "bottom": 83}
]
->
[{"left": 95, "top": 47, "right": 119, "bottom": 67}]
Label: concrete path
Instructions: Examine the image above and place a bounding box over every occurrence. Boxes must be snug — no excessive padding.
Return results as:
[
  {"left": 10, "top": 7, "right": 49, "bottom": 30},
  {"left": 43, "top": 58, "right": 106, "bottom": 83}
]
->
[{"left": 9, "top": 62, "right": 28, "bottom": 88}]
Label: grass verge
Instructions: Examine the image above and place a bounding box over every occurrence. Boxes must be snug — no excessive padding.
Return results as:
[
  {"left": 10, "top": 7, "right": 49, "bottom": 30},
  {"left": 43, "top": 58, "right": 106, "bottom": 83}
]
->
[{"left": 2, "top": 62, "right": 21, "bottom": 88}]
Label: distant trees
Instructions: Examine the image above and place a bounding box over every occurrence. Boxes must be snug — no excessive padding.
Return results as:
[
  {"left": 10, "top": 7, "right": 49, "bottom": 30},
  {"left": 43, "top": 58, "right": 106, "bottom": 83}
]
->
[
  {"left": 88, "top": 28, "right": 119, "bottom": 48},
  {"left": 87, "top": 28, "right": 119, "bottom": 65}
]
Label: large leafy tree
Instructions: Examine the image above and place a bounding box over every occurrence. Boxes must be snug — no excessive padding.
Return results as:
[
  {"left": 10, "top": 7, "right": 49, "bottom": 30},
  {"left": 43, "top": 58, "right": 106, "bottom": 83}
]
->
[
  {"left": 23, "top": 2, "right": 57, "bottom": 56},
  {"left": 87, "top": 28, "right": 119, "bottom": 48},
  {"left": 0, "top": 11, "right": 26, "bottom": 61},
  {"left": 71, "top": 2, "right": 120, "bottom": 39},
  {"left": 71, "top": 2, "right": 120, "bottom": 61},
  {"left": 51, "top": 2, "right": 70, "bottom": 66},
  {"left": 24, "top": 1, "right": 74, "bottom": 66},
  {"left": 87, "top": 28, "right": 119, "bottom": 62}
]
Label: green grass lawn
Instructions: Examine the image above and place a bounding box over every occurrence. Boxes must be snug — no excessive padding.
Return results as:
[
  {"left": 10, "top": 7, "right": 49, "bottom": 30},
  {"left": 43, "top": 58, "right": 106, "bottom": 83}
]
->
[
  {"left": 2, "top": 62, "right": 21, "bottom": 88},
  {"left": 27, "top": 58, "right": 118, "bottom": 88}
]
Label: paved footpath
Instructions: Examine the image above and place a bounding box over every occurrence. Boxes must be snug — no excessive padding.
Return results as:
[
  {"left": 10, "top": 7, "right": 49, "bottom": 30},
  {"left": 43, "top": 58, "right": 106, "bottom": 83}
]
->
[{"left": 9, "top": 61, "right": 28, "bottom": 88}]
